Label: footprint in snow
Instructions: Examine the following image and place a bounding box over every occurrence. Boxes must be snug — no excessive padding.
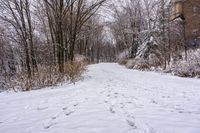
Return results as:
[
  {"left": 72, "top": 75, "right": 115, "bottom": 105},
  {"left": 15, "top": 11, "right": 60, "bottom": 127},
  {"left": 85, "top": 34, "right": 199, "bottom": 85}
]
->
[
  {"left": 127, "top": 101, "right": 133, "bottom": 104},
  {"left": 44, "top": 112, "right": 62, "bottom": 129},
  {"left": 64, "top": 110, "right": 75, "bottom": 116},
  {"left": 63, "top": 107, "right": 75, "bottom": 116},
  {"left": 104, "top": 100, "right": 109, "bottom": 103},
  {"left": 175, "top": 107, "right": 184, "bottom": 111},
  {"left": 37, "top": 101, "right": 49, "bottom": 111},
  {"left": 120, "top": 103, "right": 125, "bottom": 108},
  {"left": 178, "top": 111, "right": 184, "bottom": 114},
  {"left": 62, "top": 106, "right": 68, "bottom": 110},
  {"left": 51, "top": 113, "right": 60, "bottom": 120},
  {"left": 73, "top": 103, "right": 79, "bottom": 107},
  {"left": 44, "top": 122, "right": 55, "bottom": 129},
  {"left": 175, "top": 104, "right": 181, "bottom": 107},
  {"left": 127, "top": 118, "right": 156, "bottom": 133},
  {"left": 151, "top": 100, "right": 158, "bottom": 104},
  {"left": 162, "top": 96, "right": 170, "bottom": 99},
  {"left": 44, "top": 119, "right": 56, "bottom": 129},
  {"left": 62, "top": 106, "right": 74, "bottom": 115},
  {"left": 70, "top": 101, "right": 79, "bottom": 106},
  {"left": 124, "top": 114, "right": 137, "bottom": 128},
  {"left": 107, "top": 94, "right": 111, "bottom": 97},
  {"left": 37, "top": 105, "right": 48, "bottom": 111},
  {"left": 114, "top": 92, "right": 118, "bottom": 95},
  {"left": 126, "top": 119, "right": 137, "bottom": 129},
  {"left": 109, "top": 106, "right": 115, "bottom": 114}
]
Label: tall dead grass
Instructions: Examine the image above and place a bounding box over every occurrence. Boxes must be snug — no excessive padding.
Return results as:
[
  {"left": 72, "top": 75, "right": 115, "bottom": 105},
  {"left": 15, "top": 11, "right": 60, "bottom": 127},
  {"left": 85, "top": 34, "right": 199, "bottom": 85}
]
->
[{"left": 14, "top": 61, "right": 87, "bottom": 91}]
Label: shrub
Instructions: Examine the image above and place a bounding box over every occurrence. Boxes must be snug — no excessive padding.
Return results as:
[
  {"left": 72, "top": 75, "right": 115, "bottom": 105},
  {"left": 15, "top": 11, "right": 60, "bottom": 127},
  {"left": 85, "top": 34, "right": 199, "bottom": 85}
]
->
[
  {"left": 133, "top": 58, "right": 150, "bottom": 70},
  {"left": 169, "top": 49, "right": 200, "bottom": 78},
  {"left": 148, "top": 53, "right": 162, "bottom": 67},
  {"left": 118, "top": 59, "right": 128, "bottom": 65},
  {"left": 124, "top": 58, "right": 150, "bottom": 70},
  {"left": 65, "top": 61, "right": 87, "bottom": 83},
  {"left": 12, "top": 61, "right": 87, "bottom": 91},
  {"left": 125, "top": 60, "right": 135, "bottom": 69}
]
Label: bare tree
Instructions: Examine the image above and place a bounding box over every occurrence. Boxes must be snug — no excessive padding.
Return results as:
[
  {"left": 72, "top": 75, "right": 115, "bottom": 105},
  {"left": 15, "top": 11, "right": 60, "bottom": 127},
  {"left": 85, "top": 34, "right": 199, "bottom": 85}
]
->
[
  {"left": 0, "top": 0, "right": 38, "bottom": 78},
  {"left": 42, "top": 0, "right": 106, "bottom": 72}
]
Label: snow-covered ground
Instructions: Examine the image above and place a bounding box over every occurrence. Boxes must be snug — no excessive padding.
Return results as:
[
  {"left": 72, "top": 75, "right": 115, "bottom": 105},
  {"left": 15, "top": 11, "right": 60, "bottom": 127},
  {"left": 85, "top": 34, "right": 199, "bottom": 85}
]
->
[{"left": 1, "top": 63, "right": 200, "bottom": 133}]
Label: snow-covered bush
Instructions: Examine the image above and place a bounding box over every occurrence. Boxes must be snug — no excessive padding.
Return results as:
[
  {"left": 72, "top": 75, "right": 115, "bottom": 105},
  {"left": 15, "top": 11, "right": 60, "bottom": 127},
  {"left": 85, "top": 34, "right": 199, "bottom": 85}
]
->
[
  {"left": 169, "top": 49, "right": 200, "bottom": 78},
  {"left": 136, "top": 31, "right": 163, "bottom": 66},
  {"left": 118, "top": 59, "right": 128, "bottom": 65},
  {"left": 117, "top": 50, "right": 129, "bottom": 65},
  {"left": 0, "top": 76, "right": 12, "bottom": 92},
  {"left": 148, "top": 53, "right": 162, "bottom": 67},
  {"left": 126, "top": 57, "right": 150, "bottom": 70},
  {"left": 75, "top": 54, "right": 89, "bottom": 63},
  {"left": 133, "top": 58, "right": 150, "bottom": 70},
  {"left": 126, "top": 60, "right": 135, "bottom": 69},
  {"left": 123, "top": 30, "right": 163, "bottom": 70}
]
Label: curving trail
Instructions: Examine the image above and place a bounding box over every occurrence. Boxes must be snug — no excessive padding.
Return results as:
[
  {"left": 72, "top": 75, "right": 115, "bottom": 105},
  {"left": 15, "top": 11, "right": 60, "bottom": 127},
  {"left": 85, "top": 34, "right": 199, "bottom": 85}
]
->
[{"left": 1, "top": 63, "right": 200, "bottom": 133}]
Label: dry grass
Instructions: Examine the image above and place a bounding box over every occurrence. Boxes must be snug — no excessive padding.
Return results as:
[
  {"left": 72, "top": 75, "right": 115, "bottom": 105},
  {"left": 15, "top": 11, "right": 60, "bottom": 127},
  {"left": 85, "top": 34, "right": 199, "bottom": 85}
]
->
[
  {"left": 14, "top": 61, "right": 87, "bottom": 91},
  {"left": 118, "top": 59, "right": 128, "bottom": 65},
  {"left": 64, "top": 61, "right": 87, "bottom": 83}
]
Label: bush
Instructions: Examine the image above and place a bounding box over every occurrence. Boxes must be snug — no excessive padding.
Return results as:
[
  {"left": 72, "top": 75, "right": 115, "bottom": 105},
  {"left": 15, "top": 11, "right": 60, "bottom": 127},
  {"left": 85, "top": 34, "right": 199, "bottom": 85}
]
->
[
  {"left": 124, "top": 58, "right": 150, "bottom": 70},
  {"left": 118, "top": 59, "right": 128, "bottom": 65},
  {"left": 119, "top": 30, "right": 163, "bottom": 71},
  {"left": 148, "top": 53, "right": 162, "bottom": 67},
  {"left": 133, "top": 58, "right": 150, "bottom": 70},
  {"left": 12, "top": 61, "right": 87, "bottom": 91},
  {"left": 125, "top": 60, "right": 135, "bottom": 69},
  {"left": 169, "top": 49, "right": 200, "bottom": 78},
  {"left": 65, "top": 61, "right": 87, "bottom": 83}
]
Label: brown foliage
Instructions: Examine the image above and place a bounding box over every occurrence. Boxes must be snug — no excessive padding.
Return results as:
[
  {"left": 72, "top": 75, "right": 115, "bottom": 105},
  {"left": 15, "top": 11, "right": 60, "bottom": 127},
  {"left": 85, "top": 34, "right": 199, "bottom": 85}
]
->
[
  {"left": 118, "top": 59, "right": 128, "bottom": 65},
  {"left": 14, "top": 61, "right": 87, "bottom": 91},
  {"left": 65, "top": 61, "right": 87, "bottom": 83}
]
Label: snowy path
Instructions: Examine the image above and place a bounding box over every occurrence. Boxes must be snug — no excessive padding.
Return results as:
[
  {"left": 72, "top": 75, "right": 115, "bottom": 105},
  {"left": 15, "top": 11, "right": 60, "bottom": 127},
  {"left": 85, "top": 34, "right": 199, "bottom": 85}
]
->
[{"left": 1, "top": 63, "right": 200, "bottom": 133}]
